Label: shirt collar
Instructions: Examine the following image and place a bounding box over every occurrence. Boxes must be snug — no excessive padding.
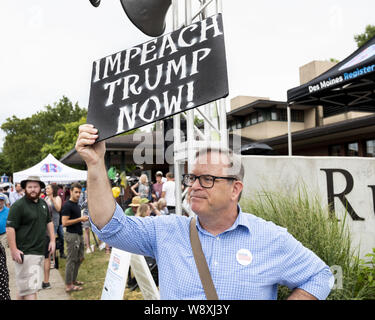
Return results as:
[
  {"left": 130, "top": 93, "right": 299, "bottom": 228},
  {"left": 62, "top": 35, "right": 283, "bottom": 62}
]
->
[{"left": 196, "top": 204, "right": 251, "bottom": 236}]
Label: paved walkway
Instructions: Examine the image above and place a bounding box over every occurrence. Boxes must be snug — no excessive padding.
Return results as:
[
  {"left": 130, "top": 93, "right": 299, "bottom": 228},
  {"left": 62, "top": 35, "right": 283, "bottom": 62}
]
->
[{"left": 5, "top": 247, "right": 70, "bottom": 300}]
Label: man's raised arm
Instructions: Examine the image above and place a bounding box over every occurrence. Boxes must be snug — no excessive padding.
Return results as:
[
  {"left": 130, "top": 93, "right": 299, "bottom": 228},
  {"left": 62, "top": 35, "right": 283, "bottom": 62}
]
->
[{"left": 75, "top": 124, "right": 116, "bottom": 229}]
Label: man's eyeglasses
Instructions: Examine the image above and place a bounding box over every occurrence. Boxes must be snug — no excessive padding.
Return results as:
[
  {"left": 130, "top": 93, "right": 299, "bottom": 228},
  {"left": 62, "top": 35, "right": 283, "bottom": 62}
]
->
[{"left": 182, "top": 174, "right": 237, "bottom": 189}]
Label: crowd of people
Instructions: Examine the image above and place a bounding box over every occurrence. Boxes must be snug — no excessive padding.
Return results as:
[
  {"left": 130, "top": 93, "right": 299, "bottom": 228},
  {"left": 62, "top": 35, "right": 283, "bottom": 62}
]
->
[
  {"left": 0, "top": 132, "right": 334, "bottom": 301},
  {"left": 119, "top": 170, "right": 179, "bottom": 290},
  {"left": 0, "top": 183, "right": 25, "bottom": 300},
  {"left": 122, "top": 171, "right": 177, "bottom": 217},
  {"left": 0, "top": 179, "right": 99, "bottom": 298},
  {"left": 0, "top": 168, "right": 179, "bottom": 300}
]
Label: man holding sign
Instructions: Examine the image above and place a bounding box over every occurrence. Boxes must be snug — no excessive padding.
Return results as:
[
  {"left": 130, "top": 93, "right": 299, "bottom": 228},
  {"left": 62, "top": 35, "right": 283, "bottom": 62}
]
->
[{"left": 75, "top": 125, "right": 333, "bottom": 300}]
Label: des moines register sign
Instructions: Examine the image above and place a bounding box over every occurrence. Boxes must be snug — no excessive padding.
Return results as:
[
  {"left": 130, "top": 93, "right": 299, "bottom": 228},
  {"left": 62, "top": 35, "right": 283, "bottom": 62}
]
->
[{"left": 87, "top": 14, "right": 228, "bottom": 141}]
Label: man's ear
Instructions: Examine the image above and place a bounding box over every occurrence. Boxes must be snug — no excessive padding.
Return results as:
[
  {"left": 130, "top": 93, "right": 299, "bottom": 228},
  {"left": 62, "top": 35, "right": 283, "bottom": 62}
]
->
[{"left": 232, "top": 180, "right": 243, "bottom": 202}]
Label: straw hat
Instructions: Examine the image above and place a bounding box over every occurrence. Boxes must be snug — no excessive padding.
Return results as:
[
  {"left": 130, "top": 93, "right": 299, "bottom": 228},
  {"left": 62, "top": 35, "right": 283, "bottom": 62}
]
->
[{"left": 129, "top": 196, "right": 149, "bottom": 207}]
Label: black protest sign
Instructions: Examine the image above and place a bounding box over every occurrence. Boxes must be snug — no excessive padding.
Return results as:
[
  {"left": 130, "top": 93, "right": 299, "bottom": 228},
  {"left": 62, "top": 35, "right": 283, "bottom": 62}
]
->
[{"left": 87, "top": 13, "right": 228, "bottom": 141}]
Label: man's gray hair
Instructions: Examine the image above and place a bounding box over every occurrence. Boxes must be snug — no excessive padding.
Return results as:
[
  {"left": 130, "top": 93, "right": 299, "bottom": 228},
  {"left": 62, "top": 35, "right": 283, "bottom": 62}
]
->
[{"left": 194, "top": 146, "right": 244, "bottom": 182}]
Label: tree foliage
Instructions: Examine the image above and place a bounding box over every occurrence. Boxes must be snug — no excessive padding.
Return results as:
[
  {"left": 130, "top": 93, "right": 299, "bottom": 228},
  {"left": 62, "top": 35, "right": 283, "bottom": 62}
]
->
[
  {"left": 1, "top": 96, "right": 87, "bottom": 173},
  {"left": 0, "top": 152, "right": 11, "bottom": 176},
  {"left": 354, "top": 25, "right": 375, "bottom": 48},
  {"left": 41, "top": 117, "right": 87, "bottom": 160}
]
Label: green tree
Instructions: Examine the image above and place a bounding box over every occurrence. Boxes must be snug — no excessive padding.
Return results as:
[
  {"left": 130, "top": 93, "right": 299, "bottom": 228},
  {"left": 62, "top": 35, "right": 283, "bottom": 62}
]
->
[
  {"left": 0, "top": 152, "right": 11, "bottom": 176},
  {"left": 41, "top": 117, "right": 87, "bottom": 160},
  {"left": 1, "top": 96, "right": 87, "bottom": 173},
  {"left": 354, "top": 25, "right": 375, "bottom": 47},
  {"left": 1, "top": 116, "right": 41, "bottom": 173}
]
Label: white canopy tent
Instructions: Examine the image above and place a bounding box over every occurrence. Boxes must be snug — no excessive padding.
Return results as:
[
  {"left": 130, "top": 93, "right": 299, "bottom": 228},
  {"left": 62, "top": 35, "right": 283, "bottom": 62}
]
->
[{"left": 13, "top": 153, "right": 87, "bottom": 184}]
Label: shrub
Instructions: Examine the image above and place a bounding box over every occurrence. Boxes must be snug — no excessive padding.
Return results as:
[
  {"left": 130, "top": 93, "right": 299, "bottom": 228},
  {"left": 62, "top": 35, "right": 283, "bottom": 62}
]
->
[{"left": 241, "top": 187, "right": 375, "bottom": 300}]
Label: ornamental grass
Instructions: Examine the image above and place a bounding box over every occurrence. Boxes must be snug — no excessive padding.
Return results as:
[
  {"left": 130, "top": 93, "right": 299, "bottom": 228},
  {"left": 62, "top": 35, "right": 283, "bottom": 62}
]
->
[{"left": 241, "top": 187, "right": 375, "bottom": 300}]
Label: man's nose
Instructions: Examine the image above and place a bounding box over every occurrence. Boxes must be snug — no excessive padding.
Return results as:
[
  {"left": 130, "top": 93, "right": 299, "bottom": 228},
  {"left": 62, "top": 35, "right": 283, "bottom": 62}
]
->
[{"left": 190, "top": 177, "right": 202, "bottom": 189}]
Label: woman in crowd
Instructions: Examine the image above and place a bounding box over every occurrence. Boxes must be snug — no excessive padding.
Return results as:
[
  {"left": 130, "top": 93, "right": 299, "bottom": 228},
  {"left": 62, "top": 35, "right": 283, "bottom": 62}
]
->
[
  {"left": 156, "top": 198, "right": 168, "bottom": 215},
  {"left": 42, "top": 184, "right": 62, "bottom": 289},
  {"left": 136, "top": 203, "right": 151, "bottom": 217},
  {"left": 45, "top": 184, "right": 62, "bottom": 234},
  {"left": 149, "top": 198, "right": 168, "bottom": 216},
  {"left": 131, "top": 174, "right": 151, "bottom": 200}
]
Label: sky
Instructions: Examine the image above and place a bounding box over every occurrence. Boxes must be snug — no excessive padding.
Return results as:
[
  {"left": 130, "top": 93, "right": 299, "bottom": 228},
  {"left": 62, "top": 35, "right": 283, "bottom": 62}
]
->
[{"left": 0, "top": 0, "right": 374, "bottom": 149}]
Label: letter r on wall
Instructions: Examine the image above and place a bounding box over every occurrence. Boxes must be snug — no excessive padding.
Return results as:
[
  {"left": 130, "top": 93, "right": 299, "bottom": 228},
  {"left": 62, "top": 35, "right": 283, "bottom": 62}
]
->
[
  {"left": 320, "top": 168, "right": 365, "bottom": 221},
  {"left": 368, "top": 185, "right": 375, "bottom": 215}
]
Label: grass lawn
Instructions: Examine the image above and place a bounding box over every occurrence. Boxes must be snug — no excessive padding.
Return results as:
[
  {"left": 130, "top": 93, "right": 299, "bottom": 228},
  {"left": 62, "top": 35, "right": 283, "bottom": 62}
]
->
[{"left": 58, "top": 244, "right": 144, "bottom": 300}]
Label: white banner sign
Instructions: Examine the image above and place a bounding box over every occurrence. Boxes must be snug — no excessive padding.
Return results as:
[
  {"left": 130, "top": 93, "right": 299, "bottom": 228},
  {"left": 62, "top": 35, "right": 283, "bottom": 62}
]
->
[
  {"left": 101, "top": 248, "right": 159, "bottom": 300},
  {"left": 101, "top": 248, "right": 131, "bottom": 300}
]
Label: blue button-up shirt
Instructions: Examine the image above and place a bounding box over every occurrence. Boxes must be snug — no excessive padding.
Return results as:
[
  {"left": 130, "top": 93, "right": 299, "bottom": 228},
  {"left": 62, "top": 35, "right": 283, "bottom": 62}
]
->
[{"left": 91, "top": 203, "right": 332, "bottom": 300}]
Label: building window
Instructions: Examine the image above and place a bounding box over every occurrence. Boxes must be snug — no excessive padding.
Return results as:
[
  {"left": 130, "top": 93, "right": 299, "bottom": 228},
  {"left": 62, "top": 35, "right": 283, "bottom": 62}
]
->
[
  {"left": 291, "top": 110, "right": 305, "bottom": 122},
  {"left": 329, "top": 145, "right": 341, "bottom": 156},
  {"left": 239, "top": 108, "right": 304, "bottom": 129},
  {"left": 251, "top": 113, "right": 258, "bottom": 125},
  {"left": 279, "top": 109, "right": 288, "bottom": 121},
  {"left": 245, "top": 116, "right": 251, "bottom": 127},
  {"left": 229, "top": 121, "right": 236, "bottom": 131},
  {"left": 346, "top": 142, "right": 359, "bottom": 156},
  {"left": 258, "top": 112, "right": 264, "bottom": 122},
  {"left": 236, "top": 120, "right": 242, "bottom": 129},
  {"left": 271, "top": 111, "right": 278, "bottom": 120},
  {"left": 366, "top": 139, "right": 375, "bottom": 157}
]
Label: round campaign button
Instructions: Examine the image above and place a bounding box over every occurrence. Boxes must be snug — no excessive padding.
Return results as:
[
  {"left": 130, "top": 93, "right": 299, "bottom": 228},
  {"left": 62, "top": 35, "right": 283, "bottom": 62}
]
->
[{"left": 236, "top": 248, "right": 253, "bottom": 266}]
